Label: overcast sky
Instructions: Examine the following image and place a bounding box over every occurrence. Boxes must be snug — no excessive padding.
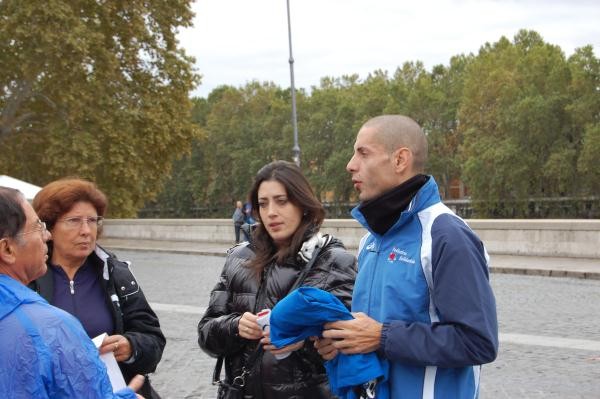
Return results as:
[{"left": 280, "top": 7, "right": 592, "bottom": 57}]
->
[{"left": 178, "top": 0, "right": 600, "bottom": 98}]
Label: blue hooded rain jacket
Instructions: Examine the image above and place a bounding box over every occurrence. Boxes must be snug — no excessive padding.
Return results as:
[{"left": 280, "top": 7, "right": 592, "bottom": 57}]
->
[{"left": 0, "top": 274, "right": 137, "bottom": 399}]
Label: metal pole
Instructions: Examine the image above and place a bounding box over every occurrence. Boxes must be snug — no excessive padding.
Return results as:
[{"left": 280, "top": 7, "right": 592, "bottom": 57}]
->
[{"left": 286, "top": 0, "right": 300, "bottom": 166}]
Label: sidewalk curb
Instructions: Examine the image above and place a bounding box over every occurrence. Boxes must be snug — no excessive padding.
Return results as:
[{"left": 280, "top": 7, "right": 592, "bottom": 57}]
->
[
  {"left": 491, "top": 266, "right": 600, "bottom": 280},
  {"left": 105, "top": 245, "right": 228, "bottom": 257}
]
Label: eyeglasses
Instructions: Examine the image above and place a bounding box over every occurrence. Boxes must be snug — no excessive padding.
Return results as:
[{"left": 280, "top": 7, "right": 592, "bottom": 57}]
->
[
  {"left": 17, "top": 219, "right": 47, "bottom": 237},
  {"left": 59, "top": 216, "right": 104, "bottom": 229}
]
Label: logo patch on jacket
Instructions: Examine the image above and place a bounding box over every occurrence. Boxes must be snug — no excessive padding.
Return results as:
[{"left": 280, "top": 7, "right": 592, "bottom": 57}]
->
[{"left": 387, "top": 247, "right": 416, "bottom": 265}]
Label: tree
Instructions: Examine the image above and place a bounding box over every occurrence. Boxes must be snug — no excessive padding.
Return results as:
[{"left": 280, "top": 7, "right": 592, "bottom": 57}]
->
[
  {"left": 459, "top": 30, "right": 574, "bottom": 216},
  {"left": 567, "top": 46, "right": 600, "bottom": 194},
  {"left": 203, "top": 82, "right": 292, "bottom": 210},
  {"left": 143, "top": 97, "right": 210, "bottom": 217},
  {"left": 384, "top": 59, "right": 472, "bottom": 198},
  {"left": 0, "top": 0, "right": 199, "bottom": 216},
  {"left": 145, "top": 29, "right": 597, "bottom": 219},
  {"left": 301, "top": 74, "right": 365, "bottom": 207}
]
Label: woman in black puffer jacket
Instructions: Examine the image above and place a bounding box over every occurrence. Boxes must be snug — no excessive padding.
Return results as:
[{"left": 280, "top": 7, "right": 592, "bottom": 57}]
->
[{"left": 198, "top": 161, "right": 357, "bottom": 399}]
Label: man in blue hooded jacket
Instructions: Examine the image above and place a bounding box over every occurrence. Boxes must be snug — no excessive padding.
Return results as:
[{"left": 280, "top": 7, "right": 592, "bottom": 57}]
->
[
  {"left": 315, "top": 115, "right": 498, "bottom": 399},
  {"left": 0, "top": 186, "right": 144, "bottom": 398}
]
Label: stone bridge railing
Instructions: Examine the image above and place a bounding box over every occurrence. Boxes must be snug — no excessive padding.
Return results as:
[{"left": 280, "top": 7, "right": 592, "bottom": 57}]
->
[{"left": 102, "top": 219, "right": 600, "bottom": 259}]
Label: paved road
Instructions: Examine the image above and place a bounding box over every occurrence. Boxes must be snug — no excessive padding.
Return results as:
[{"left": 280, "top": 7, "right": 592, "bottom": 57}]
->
[{"left": 121, "top": 250, "right": 600, "bottom": 399}]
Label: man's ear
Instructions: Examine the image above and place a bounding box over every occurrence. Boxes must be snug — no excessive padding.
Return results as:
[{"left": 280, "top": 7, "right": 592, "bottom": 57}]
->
[
  {"left": 393, "top": 147, "right": 413, "bottom": 174},
  {"left": 0, "top": 238, "right": 17, "bottom": 265}
]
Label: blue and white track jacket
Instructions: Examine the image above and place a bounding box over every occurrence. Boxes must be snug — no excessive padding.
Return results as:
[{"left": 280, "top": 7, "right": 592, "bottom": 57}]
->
[{"left": 351, "top": 176, "right": 498, "bottom": 399}]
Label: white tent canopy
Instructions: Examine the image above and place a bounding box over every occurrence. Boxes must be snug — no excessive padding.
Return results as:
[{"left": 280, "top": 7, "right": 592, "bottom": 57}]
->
[{"left": 0, "top": 175, "right": 42, "bottom": 201}]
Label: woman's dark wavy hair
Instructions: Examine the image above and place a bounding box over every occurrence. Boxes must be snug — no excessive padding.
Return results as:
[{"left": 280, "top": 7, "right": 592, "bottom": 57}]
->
[{"left": 247, "top": 160, "right": 325, "bottom": 275}]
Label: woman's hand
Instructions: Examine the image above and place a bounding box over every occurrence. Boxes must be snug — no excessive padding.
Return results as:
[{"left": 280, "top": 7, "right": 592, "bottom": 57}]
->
[
  {"left": 238, "top": 312, "right": 263, "bottom": 340},
  {"left": 313, "top": 337, "right": 339, "bottom": 361},
  {"left": 260, "top": 328, "right": 304, "bottom": 354},
  {"left": 125, "top": 374, "right": 145, "bottom": 399},
  {"left": 99, "top": 334, "right": 133, "bottom": 362}
]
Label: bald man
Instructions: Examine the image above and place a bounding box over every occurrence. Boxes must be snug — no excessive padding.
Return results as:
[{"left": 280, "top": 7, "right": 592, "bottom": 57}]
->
[{"left": 316, "top": 115, "right": 498, "bottom": 399}]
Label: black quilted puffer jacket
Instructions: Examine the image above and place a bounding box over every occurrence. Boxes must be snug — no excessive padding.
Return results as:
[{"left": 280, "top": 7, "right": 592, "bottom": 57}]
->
[{"left": 198, "top": 234, "right": 357, "bottom": 399}]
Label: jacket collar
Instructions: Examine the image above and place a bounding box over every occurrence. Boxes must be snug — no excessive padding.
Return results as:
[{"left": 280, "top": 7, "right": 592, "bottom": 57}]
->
[
  {"left": 298, "top": 232, "right": 332, "bottom": 263},
  {"left": 1, "top": 274, "right": 45, "bottom": 320},
  {"left": 94, "top": 245, "right": 112, "bottom": 281},
  {"left": 352, "top": 175, "right": 442, "bottom": 237},
  {"left": 356, "top": 174, "right": 428, "bottom": 235}
]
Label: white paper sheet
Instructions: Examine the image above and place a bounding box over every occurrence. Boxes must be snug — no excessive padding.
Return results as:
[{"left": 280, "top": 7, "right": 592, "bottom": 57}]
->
[{"left": 92, "top": 333, "right": 127, "bottom": 392}]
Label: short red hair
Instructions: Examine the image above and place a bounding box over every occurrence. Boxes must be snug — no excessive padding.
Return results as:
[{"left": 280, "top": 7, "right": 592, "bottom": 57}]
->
[{"left": 33, "top": 178, "right": 107, "bottom": 231}]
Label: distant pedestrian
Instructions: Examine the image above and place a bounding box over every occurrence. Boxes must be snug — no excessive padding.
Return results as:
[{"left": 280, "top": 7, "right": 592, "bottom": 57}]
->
[
  {"left": 243, "top": 201, "right": 255, "bottom": 225},
  {"left": 232, "top": 200, "right": 244, "bottom": 243},
  {"left": 241, "top": 201, "right": 256, "bottom": 242}
]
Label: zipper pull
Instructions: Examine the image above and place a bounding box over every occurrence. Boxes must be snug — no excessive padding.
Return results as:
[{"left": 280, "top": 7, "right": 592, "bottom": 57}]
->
[{"left": 69, "top": 280, "right": 74, "bottom": 295}]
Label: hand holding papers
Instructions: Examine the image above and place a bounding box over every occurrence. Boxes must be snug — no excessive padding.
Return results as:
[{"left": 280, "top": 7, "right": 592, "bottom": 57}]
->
[
  {"left": 92, "top": 333, "right": 127, "bottom": 392},
  {"left": 257, "top": 309, "right": 291, "bottom": 360}
]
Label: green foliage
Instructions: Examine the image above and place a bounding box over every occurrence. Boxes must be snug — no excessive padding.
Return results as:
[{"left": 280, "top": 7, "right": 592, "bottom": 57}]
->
[
  {"left": 0, "top": 0, "right": 199, "bottom": 217},
  {"left": 206, "top": 82, "right": 292, "bottom": 204},
  {"left": 567, "top": 46, "right": 600, "bottom": 195},
  {"left": 302, "top": 74, "right": 375, "bottom": 203},
  {"left": 413, "top": 56, "right": 472, "bottom": 198},
  {"left": 150, "top": 29, "right": 598, "bottom": 218},
  {"left": 577, "top": 124, "right": 600, "bottom": 192},
  {"left": 458, "top": 30, "right": 589, "bottom": 216},
  {"left": 4, "top": 8, "right": 592, "bottom": 219}
]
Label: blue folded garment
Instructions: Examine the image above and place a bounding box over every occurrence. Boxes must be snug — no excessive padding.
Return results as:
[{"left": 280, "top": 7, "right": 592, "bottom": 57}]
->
[{"left": 270, "top": 286, "right": 389, "bottom": 399}]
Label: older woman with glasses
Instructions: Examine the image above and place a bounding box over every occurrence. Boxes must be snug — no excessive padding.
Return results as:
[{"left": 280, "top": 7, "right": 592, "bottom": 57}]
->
[{"left": 29, "top": 178, "right": 165, "bottom": 399}]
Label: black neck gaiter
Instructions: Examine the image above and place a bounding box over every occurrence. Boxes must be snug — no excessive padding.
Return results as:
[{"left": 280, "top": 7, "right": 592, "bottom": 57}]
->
[{"left": 358, "top": 174, "right": 428, "bottom": 235}]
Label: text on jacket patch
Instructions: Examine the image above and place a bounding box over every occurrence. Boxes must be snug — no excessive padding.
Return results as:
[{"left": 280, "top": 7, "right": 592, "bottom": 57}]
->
[{"left": 387, "top": 247, "right": 416, "bottom": 265}]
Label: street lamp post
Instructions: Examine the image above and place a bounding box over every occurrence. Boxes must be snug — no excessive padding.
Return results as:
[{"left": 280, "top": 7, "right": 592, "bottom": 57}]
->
[{"left": 286, "top": 0, "right": 300, "bottom": 166}]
